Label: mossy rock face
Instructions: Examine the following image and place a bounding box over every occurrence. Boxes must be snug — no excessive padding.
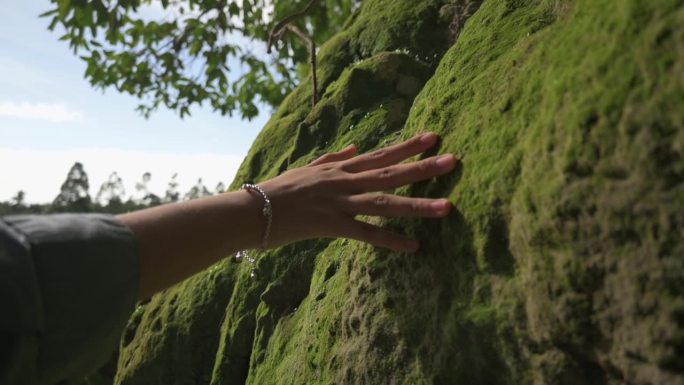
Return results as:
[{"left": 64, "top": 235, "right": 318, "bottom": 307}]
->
[{"left": 115, "top": 0, "right": 684, "bottom": 384}]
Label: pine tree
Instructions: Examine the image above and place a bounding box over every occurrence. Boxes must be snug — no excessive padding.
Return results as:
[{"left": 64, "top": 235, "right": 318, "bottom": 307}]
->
[
  {"left": 52, "top": 162, "right": 92, "bottom": 212},
  {"left": 95, "top": 172, "right": 126, "bottom": 207}
]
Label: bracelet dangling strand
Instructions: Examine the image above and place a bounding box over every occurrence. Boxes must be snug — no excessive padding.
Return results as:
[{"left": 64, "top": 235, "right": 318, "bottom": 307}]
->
[{"left": 235, "top": 183, "right": 273, "bottom": 277}]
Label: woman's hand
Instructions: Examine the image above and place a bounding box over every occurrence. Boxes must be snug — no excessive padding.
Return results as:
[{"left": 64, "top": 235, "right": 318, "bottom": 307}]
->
[
  {"left": 259, "top": 132, "right": 457, "bottom": 252},
  {"left": 121, "top": 132, "right": 457, "bottom": 298}
]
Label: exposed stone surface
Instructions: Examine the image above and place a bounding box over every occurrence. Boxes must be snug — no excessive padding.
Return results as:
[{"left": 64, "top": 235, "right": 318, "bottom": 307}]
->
[{"left": 114, "top": 1, "right": 684, "bottom": 384}]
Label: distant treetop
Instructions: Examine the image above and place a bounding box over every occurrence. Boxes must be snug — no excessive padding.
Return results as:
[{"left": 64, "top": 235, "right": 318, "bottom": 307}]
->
[{"left": 42, "top": 0, "right": 359, "bottom": 120}]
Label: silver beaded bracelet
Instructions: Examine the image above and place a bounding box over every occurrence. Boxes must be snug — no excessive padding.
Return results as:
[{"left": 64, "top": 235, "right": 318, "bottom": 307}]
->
[{"left": 235, "top": 183, "right": 273, "bottom": 277}]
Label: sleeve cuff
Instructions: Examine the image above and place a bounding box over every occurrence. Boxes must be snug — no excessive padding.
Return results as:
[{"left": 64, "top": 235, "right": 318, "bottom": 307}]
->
[{"left": 3, "top": 214, "right": 139, "bottom": 384}]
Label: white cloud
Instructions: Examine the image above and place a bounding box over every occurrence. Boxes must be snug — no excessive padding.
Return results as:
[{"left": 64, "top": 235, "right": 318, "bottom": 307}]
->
[
  {"left": 0, "top": 101, "right": 84, "bottom": 122},
  {"left": 0, "top": 148, "right": 245, "bottom": 203}
]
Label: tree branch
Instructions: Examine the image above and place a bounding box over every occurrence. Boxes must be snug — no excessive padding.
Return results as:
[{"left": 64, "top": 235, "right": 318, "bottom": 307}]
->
[
  {"left": 267, "top": 0, "right": 321, "bottom": 107},
  {"left": 266, "top": 0, "right": 319, "bottom": 54}
]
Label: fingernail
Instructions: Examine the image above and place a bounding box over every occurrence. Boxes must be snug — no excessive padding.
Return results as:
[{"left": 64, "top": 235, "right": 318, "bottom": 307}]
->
[
  {"left": 420, "top": 132, "right": 438, "bottom": 143},
  {"left": 430, "top": 199, "right": 450, "bottom": 210},
  {"left": 435, "top": 154, "right": 456, "bottom": 168}
]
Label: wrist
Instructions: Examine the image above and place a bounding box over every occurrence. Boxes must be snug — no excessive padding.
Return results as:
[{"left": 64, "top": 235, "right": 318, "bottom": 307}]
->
[
  {"left": 239, "top": 184, "right": 273, "bottom": 250},
  {"left": 214, "top": 190, "right": 265, "bottom": 251}
]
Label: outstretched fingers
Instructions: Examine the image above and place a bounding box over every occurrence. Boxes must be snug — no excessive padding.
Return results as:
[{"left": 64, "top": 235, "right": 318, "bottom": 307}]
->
[
  {"left": 308, "top": 144, "right": 357, "bottom": 167},
  {"left": 345, "top": 194, "right": 452, "bottom": 218},
  {"left": 351, "top": 154, "right": 458, "bottom": 192},
  {"left": 341, "top": 132, "right": 439, "bottom": 173},
  {"left": 300, "top": 132, "right": 456, "bottom": 253}
]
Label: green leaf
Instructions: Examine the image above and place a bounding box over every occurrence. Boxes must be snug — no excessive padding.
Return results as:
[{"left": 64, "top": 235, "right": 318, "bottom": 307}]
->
[
  {"left": 39, "top": 8, "right": 58, "bottom": 18},
  {"left": 228, "top": 2, "right": 240, "bottom": 16}
]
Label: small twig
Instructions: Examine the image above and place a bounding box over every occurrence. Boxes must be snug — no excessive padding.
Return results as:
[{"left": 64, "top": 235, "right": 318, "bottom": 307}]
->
[
  {"left": 172, "top": 8, "right": 212, "bottom": 51},
  {"left": 266, "top": 0, "right": 319, "bottom": 54},
  {"left": 267, "top": 0, "right": 320, "bottom": 107}
]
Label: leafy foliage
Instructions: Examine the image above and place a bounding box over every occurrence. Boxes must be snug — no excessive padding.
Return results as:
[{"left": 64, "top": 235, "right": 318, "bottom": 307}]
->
[{"left": 42, "top": 0, "right": 359, "bottom": 119}]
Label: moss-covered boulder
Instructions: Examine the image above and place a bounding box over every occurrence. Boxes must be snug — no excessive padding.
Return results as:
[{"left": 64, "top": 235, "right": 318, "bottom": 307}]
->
[{"left": 114, "top": 0, "right": 684, "bottom": 384}]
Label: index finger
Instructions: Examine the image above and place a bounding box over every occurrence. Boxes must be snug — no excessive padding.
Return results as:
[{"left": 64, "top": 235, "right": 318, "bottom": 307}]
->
[{"left": 342, "top": 132, "right": 439, "bottom": 173}]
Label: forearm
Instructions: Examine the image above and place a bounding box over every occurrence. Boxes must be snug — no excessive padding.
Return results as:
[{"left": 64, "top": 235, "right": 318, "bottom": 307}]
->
[
  {"left": 117, "top": 132, "right": 456, "bottom": 300},
  {"left": 117, "top": 190, "right": 263, "bottom": 300}
]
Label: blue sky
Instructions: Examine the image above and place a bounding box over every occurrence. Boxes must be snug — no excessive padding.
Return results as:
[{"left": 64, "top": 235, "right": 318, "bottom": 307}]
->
[{"left": 0, "top": 2, "right": 269, "bottom": 203}]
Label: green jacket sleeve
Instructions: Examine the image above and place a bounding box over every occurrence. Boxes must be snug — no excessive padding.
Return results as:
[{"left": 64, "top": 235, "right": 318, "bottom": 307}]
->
[{"left": 0, "top": 214, "right": 139, "bottom": 385}]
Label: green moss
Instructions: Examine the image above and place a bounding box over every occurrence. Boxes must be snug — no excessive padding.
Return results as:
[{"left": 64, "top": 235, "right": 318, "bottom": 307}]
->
[
  {"left": 400, "top": 0, "right": 684, "bottom": 383},
  {"left": 116, "top": 0, "right": 684, "bottom": 384},
  {"left": 115, "top": 258, "right": 240, "bottom": 385}
]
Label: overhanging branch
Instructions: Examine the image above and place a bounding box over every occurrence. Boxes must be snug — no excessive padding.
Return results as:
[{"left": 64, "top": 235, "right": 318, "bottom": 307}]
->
[{"left": 267, "top": 0, "right": 320, "bottom": 107}]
